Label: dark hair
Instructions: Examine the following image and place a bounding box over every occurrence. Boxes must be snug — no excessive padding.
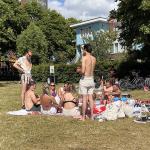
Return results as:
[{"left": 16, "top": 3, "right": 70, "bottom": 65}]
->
[
  {"left": 24, "top": 48, "right": 31, "bottom": 55},
  {"left": 26, "top": 80, "right": 36, "bottom": 91},
  {"left": 65, "top": 83, "right": 75, "bottom": 92},
  {"left": 28, "top": 80, "right": 36, "bottom": 87},
  {"left": 83, "top": 44, "right": 92, "bottom": 53}
]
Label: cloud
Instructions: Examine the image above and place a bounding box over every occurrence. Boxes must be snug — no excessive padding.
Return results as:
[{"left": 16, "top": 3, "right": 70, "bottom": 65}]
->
[{"left": 48, "top": 0, "right": 118, "bottom": 20}]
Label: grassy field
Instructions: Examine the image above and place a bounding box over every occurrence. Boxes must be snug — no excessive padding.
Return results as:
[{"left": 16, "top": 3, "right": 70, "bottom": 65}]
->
[{"left": 0, "top": 81, "right": 150, "bottom": 150}]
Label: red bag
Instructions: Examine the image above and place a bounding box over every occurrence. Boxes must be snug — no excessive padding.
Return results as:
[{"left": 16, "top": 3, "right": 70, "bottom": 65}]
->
[{"left": 93, "top": 105, "right": 106, "bottom": 114}]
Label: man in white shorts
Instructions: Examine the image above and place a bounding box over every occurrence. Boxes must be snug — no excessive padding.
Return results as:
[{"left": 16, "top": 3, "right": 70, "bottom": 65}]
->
[
  {"left": 78, "top": 44, "right": 96, "bottom": 120},
  {"left": 13, "top": 50, "right": 32, "bottom": 109}
]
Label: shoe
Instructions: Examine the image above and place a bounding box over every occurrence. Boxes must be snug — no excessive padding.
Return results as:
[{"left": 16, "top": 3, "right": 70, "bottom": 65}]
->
[{"left": 134, "top": 117, "right": 147, "bottom": 124}]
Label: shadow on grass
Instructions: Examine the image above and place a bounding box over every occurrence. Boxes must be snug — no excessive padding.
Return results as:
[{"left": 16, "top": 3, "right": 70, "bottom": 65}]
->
[
  {"left": 0, "top": 83, "right": 6, "bottom": 87},
  {"left": 0, "top": 81, "right": 19, "bottom": 87}
]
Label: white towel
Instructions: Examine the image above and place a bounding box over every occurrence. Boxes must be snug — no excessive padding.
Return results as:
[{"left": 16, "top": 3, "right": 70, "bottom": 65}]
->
[{"left": 7, "top": 109, "right": 29, "bottom": 116}]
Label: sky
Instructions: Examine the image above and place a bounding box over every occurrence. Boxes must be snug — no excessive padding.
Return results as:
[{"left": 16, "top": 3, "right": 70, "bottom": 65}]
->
[{"left": 48, "top": 0, "right": 118, "bottom": 20}]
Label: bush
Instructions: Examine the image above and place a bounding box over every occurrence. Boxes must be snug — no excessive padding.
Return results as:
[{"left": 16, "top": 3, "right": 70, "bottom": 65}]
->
[
  {"left": 32, "top": 60, "right": 118, "bottom": 83},
  {"left": 32, "top": 63, "right": 81, "bottom": 83}
]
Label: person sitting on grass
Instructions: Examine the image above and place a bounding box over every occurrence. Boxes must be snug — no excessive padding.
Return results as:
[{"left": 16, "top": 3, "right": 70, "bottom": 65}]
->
[
  {"left": 103, "top": 80, "right": 113, "bottom": 105},
  {"left": 49, "top": 82, "right": 57, "bottom": 97},
  {"left": 49, "top": 82, "right": 61, "bottom": 105},
  {"left": 40, "top": 85, "right": 59, "bottom": 114},
  {"left": 25, "top": 81, "right": 41, "bottom": 112},
  {"left": 58, "top": 82, "right": 69, "bottom": 100},
  {"left": 112, "top": 84, "right": 121, "bottom": 102},
  {"left": 61, "top": 83, "right": 80, "bottom": 117}
]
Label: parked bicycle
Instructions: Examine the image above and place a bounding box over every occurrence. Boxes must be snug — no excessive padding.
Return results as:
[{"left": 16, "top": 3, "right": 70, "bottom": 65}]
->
[{"left": 119, "top": 72, "right": 145, "bottom": 90}]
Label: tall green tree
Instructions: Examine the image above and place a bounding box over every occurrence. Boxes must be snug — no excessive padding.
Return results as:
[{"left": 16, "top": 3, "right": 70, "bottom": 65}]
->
[
  {"left": 111, "top": 0, "right": 150, "bottom": 59},
  {"left": 16, "top": 22, "right": 48, "bottom": 64},
  {"left": 38, "top": 10, "right": 76, "bottom": 62},
  {"left": 85, "top": 31, "right": 117, "bottom": 61},
  {"left": 0, "top": 0, "right": 77, "bottom": 63},
  {"left": 0, "top": 0, "right": 29, "bottom": 53}
]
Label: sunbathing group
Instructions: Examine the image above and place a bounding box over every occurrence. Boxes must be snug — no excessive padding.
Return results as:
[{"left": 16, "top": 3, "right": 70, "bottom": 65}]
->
[
  {"left": 24, "top": 78, "right": 125, "bottom": 117},
  {"left": 95, "top": 79, "right": 123, "bottom": 104},
  {"left": 24, "top": 81, "right": 80, "bottom": 117}
]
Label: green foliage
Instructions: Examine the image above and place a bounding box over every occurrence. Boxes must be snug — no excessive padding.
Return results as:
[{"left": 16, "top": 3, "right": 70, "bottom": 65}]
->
[
  {"left": 32, "top": 63, "right": 80, "bottom": 83},
  {"left": 113, "top": 0, "right": 150, "bottom": 51},
  {"left": 0, "top": 0, "right": 77, "bottom": 63},
  {"left": 38, "top": 10, "right": 76, "bottom": 63},
  {"left": 16, "top": 22, "right": 48, "bottom": 64},
  {"left": 0, "top": 0, "right": 28, "bottom": 52},
  {"left": 31, "top": 60, "right": 119, "bottom": 82},
  {"left": 85, "top": 31, "right": 117, "bottom": 60}
]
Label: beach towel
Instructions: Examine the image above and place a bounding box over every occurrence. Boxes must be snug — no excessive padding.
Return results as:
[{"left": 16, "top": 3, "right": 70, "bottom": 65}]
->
[{"left": 7, "top": 109, "right": 29, "bottom": 116}]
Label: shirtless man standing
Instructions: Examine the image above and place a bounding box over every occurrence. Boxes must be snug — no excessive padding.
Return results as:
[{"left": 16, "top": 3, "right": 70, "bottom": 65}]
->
[
  {"left": 78, "top": 44, "right": 96, "bottom": 120},
  {"left": 25, "top": 81, "right": 41, "bottom": 111},
  {"left": 13, "top": 50, "right": 32, "bottom": 109}
]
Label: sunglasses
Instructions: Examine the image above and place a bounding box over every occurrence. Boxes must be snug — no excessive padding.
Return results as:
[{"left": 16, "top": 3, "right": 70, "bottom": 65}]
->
[{"left": 50, "top": 85, "right": 55, "bottom": 86}]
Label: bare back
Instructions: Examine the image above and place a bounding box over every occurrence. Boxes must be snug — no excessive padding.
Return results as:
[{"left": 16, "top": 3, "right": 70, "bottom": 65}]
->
[
  {"left": 40, "top": 94, "right": 52, "bottom": 110},
  {"left": 25, "top": 90, "right": 34, "bottom": 110},
  {"left": 63, "top": 93, "right": 77, "bottom": 109},
  {"left": 82, "top": 55, "right": 96, "bottom": 77},
  {"left": 25, "top": 90, "right": 39, "bottom": 110}
]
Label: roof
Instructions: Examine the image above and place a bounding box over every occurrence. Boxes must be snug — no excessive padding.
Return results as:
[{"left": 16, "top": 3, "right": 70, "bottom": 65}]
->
[{"left": 70, "top": 17, "right": 108, "bottom": 28}]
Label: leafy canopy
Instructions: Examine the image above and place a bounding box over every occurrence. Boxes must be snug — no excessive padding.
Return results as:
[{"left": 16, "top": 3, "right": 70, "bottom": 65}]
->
[
  {"left": 85, "top": 31, "right": 117, "bottom": 61},
  {"left": 110, "top": 0, "right": 150, "bottom": 50},
  {"left": 16, "top": 22, "right": 48, "bottom": 64}
]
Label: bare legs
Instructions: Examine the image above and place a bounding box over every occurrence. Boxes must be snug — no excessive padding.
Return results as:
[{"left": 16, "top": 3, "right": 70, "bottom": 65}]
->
[
  {"left": 82, "top": 95, "right": 87, "bottom": 120},
  {"left": 88, "top": 94, "right": 94, "bottom": 120},
  {"left": 82, "top": 94, "right": 94, "bottom": 120},
  {"left": 21, "top": 83, "right": 27, "bottom": 107}
]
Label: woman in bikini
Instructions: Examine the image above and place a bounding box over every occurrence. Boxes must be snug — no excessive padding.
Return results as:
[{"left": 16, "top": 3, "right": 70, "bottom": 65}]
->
[{"left": 61, "top": 83, "right": 80, "bottom": 117}]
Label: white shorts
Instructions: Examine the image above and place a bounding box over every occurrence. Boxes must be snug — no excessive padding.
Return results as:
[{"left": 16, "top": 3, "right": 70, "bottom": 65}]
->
[
  {"left": 79, "top": 76, "right": 95, "bottom": 95},
  {"left": 63, "top": 107, "right": 80, "bottom": 117},
  {"left": 21, "top": 73, "right": 32, "bottom": 84},
  {"left": 41, "top": 106, "right": 57, "bottom": 115}
]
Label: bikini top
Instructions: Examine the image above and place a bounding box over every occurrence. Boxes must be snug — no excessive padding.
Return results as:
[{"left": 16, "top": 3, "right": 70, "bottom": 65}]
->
[{"left": 63, "top": 98, "right": 77, "bottom": 105}]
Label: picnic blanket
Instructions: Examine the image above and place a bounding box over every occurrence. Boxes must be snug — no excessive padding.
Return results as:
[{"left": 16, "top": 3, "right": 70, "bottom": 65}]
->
[
  {"left": 7, "top": 109, "right": 29, "bottom": 116},
  {"left": 7, "top": 109, "right": 63, "bottom": 116}
]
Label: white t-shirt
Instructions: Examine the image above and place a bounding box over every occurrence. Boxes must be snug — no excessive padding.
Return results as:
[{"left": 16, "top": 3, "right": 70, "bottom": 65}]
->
[{"left": 18, "top": 56, "right": 31, "bottom": 74}]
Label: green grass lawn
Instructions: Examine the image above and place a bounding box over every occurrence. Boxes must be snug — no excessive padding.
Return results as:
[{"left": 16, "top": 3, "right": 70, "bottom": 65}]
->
[{"left": 0, "top": 81, "right": 150, "bottom": 150}]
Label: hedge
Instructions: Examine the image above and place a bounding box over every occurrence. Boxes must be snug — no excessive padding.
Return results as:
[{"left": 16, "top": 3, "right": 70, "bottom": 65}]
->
[{"left": 31, "top": 60, "right": 117, "bottom": 83}]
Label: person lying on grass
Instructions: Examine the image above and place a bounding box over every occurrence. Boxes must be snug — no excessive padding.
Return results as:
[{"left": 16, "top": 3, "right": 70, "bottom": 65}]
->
[
  {"left": 61, "top": 83, "right": 80, "bottom": 117},
  {"left": 25, "top": 81, "right": 41, "bottom": 112}
]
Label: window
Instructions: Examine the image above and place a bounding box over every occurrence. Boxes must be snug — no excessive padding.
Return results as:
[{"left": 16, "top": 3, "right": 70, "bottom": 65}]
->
[{"left": 80, "top": 27, "right": 92, "bottom": 38}]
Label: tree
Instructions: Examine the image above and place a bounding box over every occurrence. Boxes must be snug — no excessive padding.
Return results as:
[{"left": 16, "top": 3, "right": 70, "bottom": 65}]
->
[
  {"left": 111, "top": 0, "right": 150, "bottom": 60},
  {"left": 38, "top": 10, "right": 76, "bottom": 63},
  {"left": 16, "top": 22, "right": 48, "bottom": 64},
  {"left": 85, "top": 31, "right": 117, "bottom": 61},
  {"left": 0, "top": 0, "right": 30, "bottom": 53},
  {"left": 0, "top": 0, "right": 77, "bottom": 63}
]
